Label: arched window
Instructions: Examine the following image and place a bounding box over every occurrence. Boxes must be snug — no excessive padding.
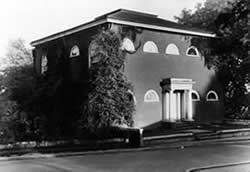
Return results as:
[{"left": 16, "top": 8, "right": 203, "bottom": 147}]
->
[
  {"left": 128, "top": 90, "right": 137, "bottom": 105},
  {"left": 165, "top": 43, "right": 180, "bottom": 55},
  {"left": 121, "top": 38, "right": 135, "bottom": 52},
  {"left": 206, "top": 90, "right": 219, "bottom": 101},
  {"left": 143, "top": 41, "right": 159, "bottom": 53},
  {"left": 41, "top": 55, "right": 48, "bottom": 74},
  {"left": 191, "top": 90, "right": 200, "bottom": 101},
  {"left": 186, "top": 46, "right": 200, "bottom": 57},
  {"left": 70, "top": 45, "right": 80, "bottom": 58},
  {"left": 144, "top": 89, "right": 160, "bottom": 102}
]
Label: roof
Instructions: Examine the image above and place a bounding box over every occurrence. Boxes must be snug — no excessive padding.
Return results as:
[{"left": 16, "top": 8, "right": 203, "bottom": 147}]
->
[{"left": 31, "top": 9, "right": 216, "bottom": 46}]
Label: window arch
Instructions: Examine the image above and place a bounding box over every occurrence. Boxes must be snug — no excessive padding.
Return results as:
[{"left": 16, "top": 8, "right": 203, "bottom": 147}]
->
[
  {"left": 88, "top": 41, "right": 101, "bottom": 66},
  {"left": 41, "top": 55, "right": 48, "bottom": 74},
  {"left": 186, "top": 46, "right": 200, "bottom": 57},
  {"left": 144, "top": 89, "right": 160, "bottom": 102},
  {"left": 121, "top": 38, "right": 135, "bottom": 52},
  {"left": 165, "top": 43, "right": 180, "bottom": 55},
  {"left": 128, "top": 90, "right": 137, "bottom": 105},
  {"left": 191, "top": 90, "right": 200, "bottom": 101},
  {"left": 143, "top": 41, "right": 159, "bottom": 53},
  {"left": 70, "top": 45, "right": 80, "bottom": 58},
  {"left": 206, "top": 90, "right": 219, "bottom": 101}
]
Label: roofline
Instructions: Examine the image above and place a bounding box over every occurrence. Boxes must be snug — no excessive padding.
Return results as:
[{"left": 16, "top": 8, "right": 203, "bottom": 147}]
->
[
  {"left": 107, "top": 18, "right": 216, "bottom": 38},
  {"left": 31, "top": 19, "right": 107, "bottom": 46},
  {"left": 31, "top": 18, "right": 216, "bottom": 46}
]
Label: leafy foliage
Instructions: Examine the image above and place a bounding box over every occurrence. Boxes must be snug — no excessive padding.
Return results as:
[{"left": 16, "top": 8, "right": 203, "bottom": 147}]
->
[
  {"left": 0, "top": 31, "right": 135, "bottom": 142},
  {"left": 175, "top": 0, "right": 235, "bottom": 31},
  {"left": 81, "top": 30, "right": 135, "bottom": 133},
  {"left": 0, "top": 39, "right": 34, "bottom": 142},
  {"left": 214, "top": 0, "right": 249, "bottom": 117},
  {"left": 176, "top": 0, "right": 249, "bottom": 118}
]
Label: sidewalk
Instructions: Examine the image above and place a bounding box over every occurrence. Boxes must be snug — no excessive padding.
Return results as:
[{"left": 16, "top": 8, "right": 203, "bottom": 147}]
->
[
  {"left": 1, "top": 136, "right": 250, "bottom": 162},
  {"left": 143, "top": 123, "right": 250, "bottom": 146},
  {"left": 186, "top": 161, "right": 250, "bottom": 172},
  {"left": 0, "top": 125, "right": 250, "bottom": 160}
]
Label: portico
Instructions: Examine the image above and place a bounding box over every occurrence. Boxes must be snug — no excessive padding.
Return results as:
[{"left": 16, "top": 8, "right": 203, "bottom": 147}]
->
[{"left": 160, "top": 78, "right": 195, "bottom": 122}]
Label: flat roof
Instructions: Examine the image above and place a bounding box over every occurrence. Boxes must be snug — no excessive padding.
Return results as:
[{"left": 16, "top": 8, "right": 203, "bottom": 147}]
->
[{"left": 31, "top": 9, "right": 216, "bottom": 46}]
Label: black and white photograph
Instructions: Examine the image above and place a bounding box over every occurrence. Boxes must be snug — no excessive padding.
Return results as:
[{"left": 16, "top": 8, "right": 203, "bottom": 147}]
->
[{"left": 0, "top": 0, "right": 249, "bottom": 171}]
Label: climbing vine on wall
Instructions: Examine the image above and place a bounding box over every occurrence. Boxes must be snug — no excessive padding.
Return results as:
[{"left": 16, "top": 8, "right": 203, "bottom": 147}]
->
[{"left": 81, "top": 30, "right": 135, "bottom": 132}]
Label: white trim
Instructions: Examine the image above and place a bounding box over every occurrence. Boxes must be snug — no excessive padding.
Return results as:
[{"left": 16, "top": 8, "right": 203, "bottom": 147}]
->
[
  {"left": 128, "top": 90, "right": 137, "bottom": 105},
  {"left": 41, "top": 55, "right": 48, "bottom": 74},
  {"left": 121, "top": 37, "right": 135, "bottom": 52},
  {"left": 186, "top": 46, "right": 200, "bottom": 57},
  {"left": 206, "top": 90, "right": 219, "bottom": 101},
  {"left": 144, "top": 89, "right": 160, "bottom": 102},
  {"left": 165, "top": 43, "right": 180, "bottom": 55},
  {"left": 191, "top": 90, "right": 200, "bottom": 101},
  {"left": 143, "top": 41, "right": 159, "bottom": 53},
  {"left": 107, "top": 18, "right": 216, "bottom": 38},
  {"left": 69, "top": 45, "right": 80, "bottom": 58},
  {"left": 31, "top": 19, "right": 107, "bottom": 46}
]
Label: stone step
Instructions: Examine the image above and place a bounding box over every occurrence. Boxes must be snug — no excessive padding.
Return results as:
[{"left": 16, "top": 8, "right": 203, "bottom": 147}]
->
[
  {"left": 194, "top": 132, "right": 218, "bottom": 140},
  {"left": 161, "top": 121, "right": 195, "bottom": 129}
]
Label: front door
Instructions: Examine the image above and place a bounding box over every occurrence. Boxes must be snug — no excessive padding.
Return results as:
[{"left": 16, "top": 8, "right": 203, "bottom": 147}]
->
[{"left": 160, "top": 78, "right": 195, "bottom": 122}]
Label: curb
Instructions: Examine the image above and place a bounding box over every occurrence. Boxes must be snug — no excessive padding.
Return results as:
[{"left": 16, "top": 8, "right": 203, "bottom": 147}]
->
[
  {"left": 143, "top": 132, "right": 193, "bottom": 141},
  {"left": 216, "top": 128, "right": 250, "bottom": 134},
  {"left": 185, "top": 161, "right": 250, "bottom": 172}
]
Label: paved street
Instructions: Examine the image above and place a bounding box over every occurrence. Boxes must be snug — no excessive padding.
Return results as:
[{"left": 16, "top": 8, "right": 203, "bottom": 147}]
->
[{"left": 0, "top": 141, "right": 250, "bottom": 172}]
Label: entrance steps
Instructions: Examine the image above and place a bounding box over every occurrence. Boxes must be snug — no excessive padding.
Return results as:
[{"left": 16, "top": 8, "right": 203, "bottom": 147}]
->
[
  {"left": 143, "top": 120, "right": 196, "bottom": 132},
  {"left": 161, "top": 121, "right": 196, "bottom": 130},
  {"left": 194, "top": 131, "right": 219, "bottom": 140}
]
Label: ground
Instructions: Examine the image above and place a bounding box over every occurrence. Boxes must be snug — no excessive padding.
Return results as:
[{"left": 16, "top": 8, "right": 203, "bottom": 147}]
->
[{"left": 0, "top": 141, "right": 250, "bottom": 172}]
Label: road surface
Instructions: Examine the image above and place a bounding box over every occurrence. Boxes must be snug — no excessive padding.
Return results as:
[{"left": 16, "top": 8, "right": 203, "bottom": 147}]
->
[{"left": 0, "top": 141, "right": 250, "bottom": 172}]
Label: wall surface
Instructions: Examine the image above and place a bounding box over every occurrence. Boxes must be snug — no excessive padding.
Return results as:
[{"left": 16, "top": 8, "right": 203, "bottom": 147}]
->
[
  {"left": 33, "top": 23, "right": 225, "bottom": 129},
  {"left": 114, "top": 26, "right": 225, "bottom": 127}
]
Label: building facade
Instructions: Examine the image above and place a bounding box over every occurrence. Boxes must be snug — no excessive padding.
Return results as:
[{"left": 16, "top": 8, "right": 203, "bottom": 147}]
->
[{"left": 31, "top": 9, "right": 224, "bottom": 128}]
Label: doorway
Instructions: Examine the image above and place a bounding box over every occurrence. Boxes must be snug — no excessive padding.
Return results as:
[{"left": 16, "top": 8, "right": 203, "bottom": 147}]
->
[{"left": 160, "top": 78, "right": 195, "bottom": 122}]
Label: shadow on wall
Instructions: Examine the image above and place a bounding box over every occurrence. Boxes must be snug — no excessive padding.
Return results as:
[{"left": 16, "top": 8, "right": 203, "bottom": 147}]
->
[{"left": 193, "top": 74, "right": 224, "bottom": 123}]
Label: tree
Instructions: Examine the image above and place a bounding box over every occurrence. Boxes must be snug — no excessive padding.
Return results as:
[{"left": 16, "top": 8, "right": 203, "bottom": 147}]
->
[
  {"left": 4, "top": 38, "right": 32, "bottom": 67},
  {"left": 0, "top": 39, "right": 34, "bottom": 142},
  {"left": 81, "top": 30, "right": 135, "bottom": 134},
  {"left": 176, "top": 0, "right": 249, "bottom": 118},
  {"left": 214, "top": 0, "right": 249, "bottom": 117},
  {"left": 175, "top": 0, "right": 235, "bottom": 31}
]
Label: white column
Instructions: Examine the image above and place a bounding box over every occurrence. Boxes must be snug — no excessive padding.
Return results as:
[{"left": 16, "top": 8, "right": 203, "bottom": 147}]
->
[
  {"left": 166, "top": 92, "right": 170, "bottom": 120},
  {"left": 187, "top": 90, "right": 193, "bottom": 121},
  {"left": 169, "top": 90, "right": 175, "bottom": 122},
  {"left": 162, "top": 91, "right": 170, "bottom": 121},
  {"left": 176, "top": 92, "right": 181, "bottom": 121},
  {"left": 182, "top": 91, "right": 187, "bottom": 120},
  {"left": 162, "top": 92, "right": 166, "bottom": 120}
]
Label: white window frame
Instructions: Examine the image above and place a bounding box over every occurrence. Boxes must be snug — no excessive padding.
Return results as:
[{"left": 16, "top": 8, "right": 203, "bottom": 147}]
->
[
  {"left": 186, "top": 46, "right": 200, "bottom": 57},
  {"left": 70, "top": 45, "right": 80, "bottom": 58},
  {"left": 128, "top": 90, "right": 137, "bottom": 105},
  {"left": 41, "top": 55, "right": 48, "bottom": 74},
  {"left": 144, "top": 89, "right": 160, "bottom": 102},
  {"left": 191, "top": 90, "right": 200, "bottom": 101},
  {"left": 143, "top": 41, "right": 159, "bottom": 53},
  {"left": 121, "top": 38, "right": 135, "bottom": 52},
  {"left": 165, "top": 43, "right": 180, "bottom": 55},
  {"left": 206, "top": 90, "right": 219, "bottom": 101}
]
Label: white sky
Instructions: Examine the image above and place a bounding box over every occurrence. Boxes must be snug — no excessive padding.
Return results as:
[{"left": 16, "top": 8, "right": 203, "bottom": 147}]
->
[{"left": 0, "top": 0, "right": 205, "bottom": 59}]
